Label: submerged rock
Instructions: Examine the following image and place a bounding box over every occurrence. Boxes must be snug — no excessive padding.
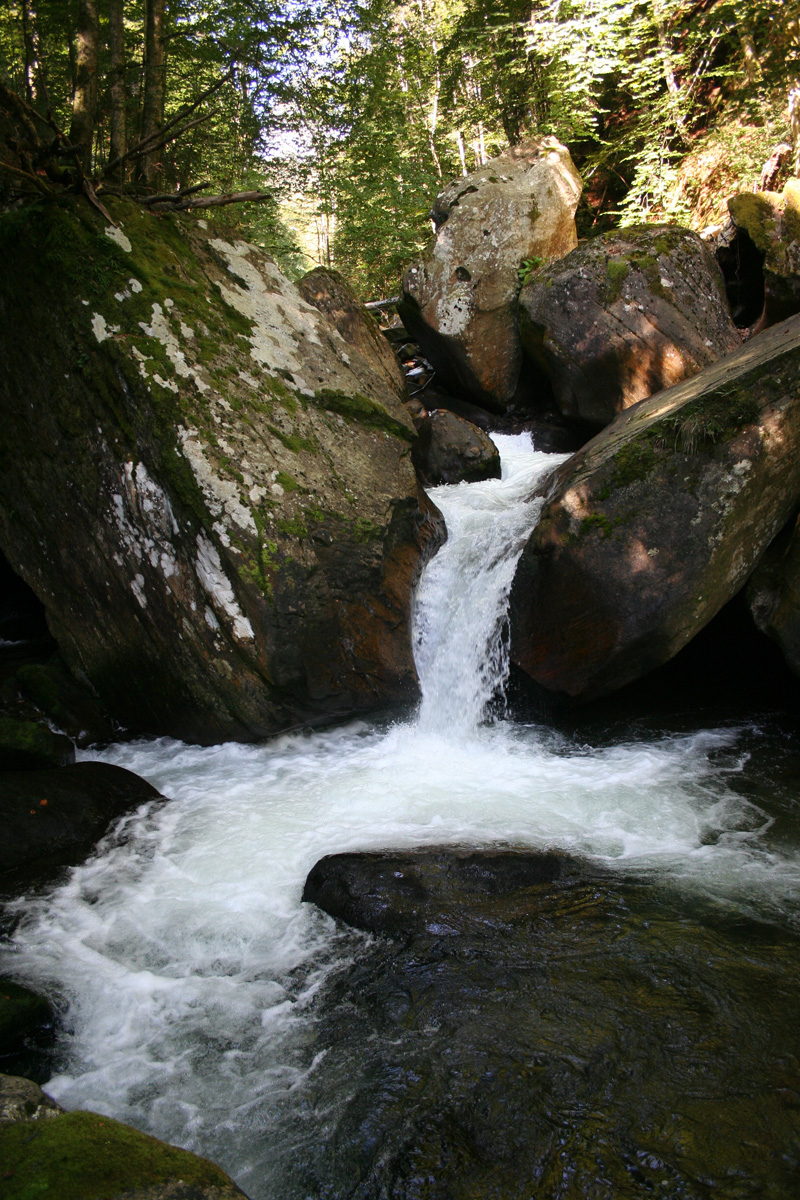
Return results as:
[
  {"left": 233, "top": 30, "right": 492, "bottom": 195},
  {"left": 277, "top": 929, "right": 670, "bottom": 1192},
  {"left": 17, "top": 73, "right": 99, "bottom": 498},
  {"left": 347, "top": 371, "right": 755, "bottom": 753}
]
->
[
  {"left": 0, "top": 761, "right": 162, "bottom": 893},
  {"left": 411, "top": 409, "right": 501, "bottom": 487},
  {"left": 0, "top": 1082, "right": 249, "bottom": 1199},
  {"left": 0, "top": 983, "right": 54, "bottom": 1058},
  {"left": 518, "top": 224, "right": 740, "bottom": 428},
  {"left": 727, "top": 181, "right": 800, "bottom": 327},
  {"left": 0, "top": 198, "right": 443, "bottom": 743},
  {"left": 399, "top": 138, "right": 582, "bottom": 412},
  {"left": 509, "top": 311, "right": 800, "bottom": 700}
]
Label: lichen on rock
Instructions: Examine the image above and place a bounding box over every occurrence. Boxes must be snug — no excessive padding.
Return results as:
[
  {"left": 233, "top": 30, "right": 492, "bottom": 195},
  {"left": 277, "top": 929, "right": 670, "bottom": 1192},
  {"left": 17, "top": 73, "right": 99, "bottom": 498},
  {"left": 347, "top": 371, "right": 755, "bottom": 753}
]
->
[{"left": 0, "top": 197, "right": 443, "bottom": 742}]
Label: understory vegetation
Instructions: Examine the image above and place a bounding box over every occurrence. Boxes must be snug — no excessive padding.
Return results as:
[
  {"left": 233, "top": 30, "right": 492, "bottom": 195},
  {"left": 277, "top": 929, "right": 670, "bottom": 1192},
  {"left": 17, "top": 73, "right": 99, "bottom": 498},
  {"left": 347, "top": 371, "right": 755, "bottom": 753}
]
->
[{"left": 1, "top": 0, "right": 798, "bottom": 297}]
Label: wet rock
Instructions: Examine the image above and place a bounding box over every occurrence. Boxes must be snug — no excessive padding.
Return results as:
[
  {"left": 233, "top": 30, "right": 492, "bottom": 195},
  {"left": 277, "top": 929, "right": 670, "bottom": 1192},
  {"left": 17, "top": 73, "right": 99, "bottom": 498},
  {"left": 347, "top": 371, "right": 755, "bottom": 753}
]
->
[
  {"left": 727, "top": 181, "right": 800, "bottom": 327},
  {"left": 0, "top": 716, "right": 74, "bottom": 770},
  {"left": 509, "top": 311, "right": 800, "bottom": 700},
  {"left": 399, "top": 138, "right": 582, "bottom": 413},
  {"left": 411, "top": 410, "right": 501, "bottom": 487},
  {"left": 303, "top": 847, "right": 566, "bottom": 936},
  {"left": 518, "top": 224, "right": 740, "bottom": 428},
  {"left": 0, "top": 761, "right": 162, "bottom": 894},
  {"left": 298, "top": 856, "right": 800, "bottom": 1199},
  {"left": 0, "top": 1074, "right": 62, "bottom": 1124},
  {"left": 0, "top": 198, "right": 443, "bottom": 743},
  {"left": 0, "top": 1099, "right": 249, "bottom": 1199},
  {"left": 747, "top": 514, "right": 800, "bottom": 678},
  {"left": 297, "top": 266, "right": 408, "bottom": 405},
  {"left": 0, "top": 983, "right": 55, "bottom": 1057},
  {"left": 14, "top": 655, "right": 116, "bottom": 747}
]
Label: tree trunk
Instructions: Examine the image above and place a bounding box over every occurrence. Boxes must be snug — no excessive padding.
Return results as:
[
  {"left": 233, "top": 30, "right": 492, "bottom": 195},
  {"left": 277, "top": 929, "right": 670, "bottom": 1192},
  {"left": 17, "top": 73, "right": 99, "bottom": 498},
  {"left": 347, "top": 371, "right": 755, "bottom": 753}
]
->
[
  {"left": 21, "top": 0, "right": 36, "bottom": 104},
  {"left": 140, "top": 0, "right": 167, "bottom": 187},
  {"left": 69, "top": 0, "right": 100, "bottom": 174},
  {"left": 109, "top": 0, "right": 127, "bottom": 175}
]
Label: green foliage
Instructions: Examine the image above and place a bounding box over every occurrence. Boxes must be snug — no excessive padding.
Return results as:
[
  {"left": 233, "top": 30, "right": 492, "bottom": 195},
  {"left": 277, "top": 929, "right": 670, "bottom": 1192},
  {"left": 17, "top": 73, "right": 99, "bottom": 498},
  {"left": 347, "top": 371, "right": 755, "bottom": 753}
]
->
[{"left": 518, "top": 255, "right": 544, "bottom": 286}]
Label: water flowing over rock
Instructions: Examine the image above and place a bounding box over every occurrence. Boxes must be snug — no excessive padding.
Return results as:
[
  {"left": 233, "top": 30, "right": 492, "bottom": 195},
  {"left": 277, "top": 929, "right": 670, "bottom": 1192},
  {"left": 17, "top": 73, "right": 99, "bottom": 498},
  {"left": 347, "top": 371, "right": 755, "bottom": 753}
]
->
[
  {"left": 509, "top": 312, "right": 800, "bottom": 700},
  {"left": 411, "top": 409, "right": 501, "bottom": 486},
  {"left": 518, "top": 225, "right": 740, "bottom": 428},
  {"left": 0, "top": 198, "right": 444, "bottom": 743},
  {"left": 727, "top": 180, "right": 800, "bottom": 327},
  {"left": 398, "top": 138, "right": 582, "bottom": 412}
]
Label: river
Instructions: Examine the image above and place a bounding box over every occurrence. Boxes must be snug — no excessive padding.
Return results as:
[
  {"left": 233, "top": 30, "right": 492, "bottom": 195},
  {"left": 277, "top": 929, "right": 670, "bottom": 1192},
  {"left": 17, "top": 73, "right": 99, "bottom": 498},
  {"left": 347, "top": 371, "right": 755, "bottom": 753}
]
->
[{"left": 4, "top": 434, "right": 800, "bottom": 1197}]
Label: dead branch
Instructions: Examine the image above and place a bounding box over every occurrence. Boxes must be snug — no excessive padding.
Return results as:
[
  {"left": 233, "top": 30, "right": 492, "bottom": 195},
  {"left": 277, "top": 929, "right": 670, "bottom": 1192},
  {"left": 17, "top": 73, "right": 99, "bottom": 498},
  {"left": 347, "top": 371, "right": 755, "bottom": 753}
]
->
[
  {"left": 140, "top": 180, "right": 212, "bottom": 205},
  {"left": 162, "top": 189, "right": 273, "bottom": 211},
  {"left": 83, "top": 176, "right": 116, "bottom": 225},
  {"left": 364, "top": 296, "right": 401, "bottom": 310}
]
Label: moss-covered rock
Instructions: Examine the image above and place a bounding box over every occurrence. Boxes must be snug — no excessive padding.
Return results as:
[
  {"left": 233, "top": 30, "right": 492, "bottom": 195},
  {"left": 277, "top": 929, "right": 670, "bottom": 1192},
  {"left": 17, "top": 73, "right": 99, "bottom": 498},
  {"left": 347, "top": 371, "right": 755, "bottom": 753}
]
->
[
  {"left": 0, "top": 716, "right": 74, "bottom": 770},
  {"left": 518, "top": 224, "right": 741, "bottom": 428},
  {"left": 0, "top": 984, "right": 54, "bottom": 1057},
  {"left": 400, "top": 138, "right": 582, "bottom": 412},
  {"left": 728, "top": 180, "right": 800, "bottom": 327},
  {"left": 0, "top": 197, "right": 443, "bottom": 743},
  {"left": 0, "top": 1100, "right": 248, "bottom": 1199},
  {"left": 509, "top": 311, "right": 800, "bottom": 700}
]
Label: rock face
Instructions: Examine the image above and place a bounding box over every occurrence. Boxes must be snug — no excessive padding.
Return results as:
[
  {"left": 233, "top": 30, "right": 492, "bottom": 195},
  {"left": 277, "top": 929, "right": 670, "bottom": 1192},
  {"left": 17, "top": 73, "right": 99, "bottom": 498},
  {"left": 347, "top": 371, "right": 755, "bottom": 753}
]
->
[
  {"left": 411, "top": 409, "right": 501, "bottom": 486},
  {"left": 0, "top": 761, "right": 162, "bottom": 893},
  {"left": 0, "top": 716, "right": 75, "bottom": 770},
  {"left": 399, "top": 138, "right": 582, "bottom": 412},
  {"left": 509, "top": 312, "right": 800, "bottom": 701},
  {"left": 518, "top": 225, "right": 741, "bottom": 428},
  {"left": 297, "top": 266, "right": 408, "bottom": 406},
  {"left": 0, "top": 198, "right": 444, "bottom": 743},
  {"left": 747, "top": 515, "right": 800, "bottom": 678},
  {"left": 727, "top": 181, "right": 800, "bottom": 327}
]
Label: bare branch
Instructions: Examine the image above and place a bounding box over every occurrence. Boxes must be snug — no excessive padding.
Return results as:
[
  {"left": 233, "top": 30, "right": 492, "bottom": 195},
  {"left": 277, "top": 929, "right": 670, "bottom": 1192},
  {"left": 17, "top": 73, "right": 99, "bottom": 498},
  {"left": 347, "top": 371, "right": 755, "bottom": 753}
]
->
[
  {"left": 157, "top": 189, "right": 273, "bottom": 212},
  {"left": 141, "top": 180, "right": 212, "bottom": 205}
]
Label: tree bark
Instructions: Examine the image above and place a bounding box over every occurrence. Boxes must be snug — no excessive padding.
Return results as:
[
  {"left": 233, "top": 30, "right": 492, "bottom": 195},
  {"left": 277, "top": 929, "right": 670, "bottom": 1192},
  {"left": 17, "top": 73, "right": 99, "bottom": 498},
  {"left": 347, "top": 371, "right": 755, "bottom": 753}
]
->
[
  {"left": 140, "top": 0, "right": 167, "bottom": 186},
  {"left": 69, "top": 0, "right": 100, "bottom": 174},
  {"left": 109, "top": 0, "right": 127, "bottom": 175}
]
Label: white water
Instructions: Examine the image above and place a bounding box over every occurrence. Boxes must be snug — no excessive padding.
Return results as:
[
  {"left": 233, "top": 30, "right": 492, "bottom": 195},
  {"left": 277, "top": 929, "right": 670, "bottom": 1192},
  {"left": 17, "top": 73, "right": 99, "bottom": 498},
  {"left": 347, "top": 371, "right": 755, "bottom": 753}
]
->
[{"left": 4, "top": 434, "right": 800, "bottom": 1197}]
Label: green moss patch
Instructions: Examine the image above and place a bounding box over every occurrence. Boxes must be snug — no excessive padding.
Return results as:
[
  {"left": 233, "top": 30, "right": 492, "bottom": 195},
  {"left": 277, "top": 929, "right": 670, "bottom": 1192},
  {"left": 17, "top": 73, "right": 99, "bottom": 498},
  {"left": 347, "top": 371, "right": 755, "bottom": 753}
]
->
[
  {"left": 0, "top": 1110, "right": 240, "bottom": 1200},
  {"left": 312, "top": 388, "right": 414, "bottom": 442},
  {"left": 604, "top": 258, "right": 630, "bottom": 303}
]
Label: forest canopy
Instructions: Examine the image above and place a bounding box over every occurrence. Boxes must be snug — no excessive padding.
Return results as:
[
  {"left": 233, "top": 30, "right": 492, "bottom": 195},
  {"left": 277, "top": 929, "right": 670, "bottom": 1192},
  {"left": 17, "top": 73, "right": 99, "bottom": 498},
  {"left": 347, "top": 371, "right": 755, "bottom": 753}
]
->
[{"left": 1, "top": 0, "right": 798, "bottom": 296}]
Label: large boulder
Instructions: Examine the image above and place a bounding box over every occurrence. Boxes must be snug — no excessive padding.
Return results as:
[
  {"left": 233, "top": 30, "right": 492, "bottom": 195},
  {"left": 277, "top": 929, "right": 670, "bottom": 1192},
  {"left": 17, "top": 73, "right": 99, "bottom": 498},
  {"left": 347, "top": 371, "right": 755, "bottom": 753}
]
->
[
  {"left": 509, "top": 312, "right": 800, "bottom": 700},
  {"left": 411, "top": 409, "right": 501, "bottom": 486},
  {"left": 746, "top": 514, "right": 800, "bottom": 678},
  {"left": 518, "top": 224, "right": 741, "bottom": 428},
  {"left": 399, "top": 138, "right": 582, "bottom": 412},
  {"left": 0, "top": 198, "right": 444, "bottom": 743},
  {"left": 727, "top": 180, "right": 800, "bottom": 328}
]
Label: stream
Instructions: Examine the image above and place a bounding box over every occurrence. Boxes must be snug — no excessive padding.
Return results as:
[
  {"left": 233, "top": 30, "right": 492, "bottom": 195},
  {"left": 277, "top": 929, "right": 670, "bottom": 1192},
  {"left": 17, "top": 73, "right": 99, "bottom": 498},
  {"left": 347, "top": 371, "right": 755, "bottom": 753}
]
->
[{"left": 3, "top": 434, "right": 800, "bottom": 1197}]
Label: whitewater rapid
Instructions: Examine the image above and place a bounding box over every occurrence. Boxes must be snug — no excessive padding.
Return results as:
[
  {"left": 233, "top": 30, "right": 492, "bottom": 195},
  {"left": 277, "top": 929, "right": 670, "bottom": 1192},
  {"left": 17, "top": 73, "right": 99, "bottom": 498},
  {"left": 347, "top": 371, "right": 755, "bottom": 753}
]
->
[{"left": 3, "top": 433, "right": 800, "bottom": 1198}]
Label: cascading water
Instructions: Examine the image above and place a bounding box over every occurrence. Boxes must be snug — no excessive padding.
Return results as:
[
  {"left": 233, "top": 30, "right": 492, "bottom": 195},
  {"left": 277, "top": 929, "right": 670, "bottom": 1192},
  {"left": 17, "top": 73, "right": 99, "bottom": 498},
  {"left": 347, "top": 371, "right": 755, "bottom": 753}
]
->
[{"left": 3, "top": 435, "right": 800, "bottom": 1198}]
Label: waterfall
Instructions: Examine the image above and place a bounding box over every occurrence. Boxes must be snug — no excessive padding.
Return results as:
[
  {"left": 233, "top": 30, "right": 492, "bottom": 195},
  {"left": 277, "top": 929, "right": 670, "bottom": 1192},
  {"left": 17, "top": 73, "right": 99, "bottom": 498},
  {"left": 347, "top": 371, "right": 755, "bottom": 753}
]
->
[{"left": 413, "top": 433, "right": 567, "bottom": 731}]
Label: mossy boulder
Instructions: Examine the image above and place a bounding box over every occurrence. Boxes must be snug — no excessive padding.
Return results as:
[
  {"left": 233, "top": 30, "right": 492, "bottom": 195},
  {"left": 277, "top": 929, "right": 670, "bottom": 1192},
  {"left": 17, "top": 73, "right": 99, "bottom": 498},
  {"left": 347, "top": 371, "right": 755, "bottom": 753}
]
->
[
  {"left": 399, "top": 138, "right": 582, "bottom": 412},
  {"left": 0, "top": 984, "right": 54, "bottom": 1057},
  {"left": 0, "top": 1094, "right": 248, "bottom": 1199},
  {"left": 746, "top": 513, "right": 800, "bottom": 678},
  {"left": 14, "top": 655, "right": 116, "bottom": 747},
  {"left": 728, "top": 180, "right": 800, "bottom": 327},
  {"left": 411, "top": 409, "right": 501, "bottom": 486},
  {"left": 0, "top": 715, "right": 75, "bottom": 770},
  {"left": 0, "top": 761, "right": 162, "bottom": 894},
  {"left": 509, "top": 311, "right": 800, "bottom": 700},
  {"left": 518, "top": 224, "right": 741, "bottom": 428},
  {"left": 0, "top": 197, "right": 443, "bottom": 743}
]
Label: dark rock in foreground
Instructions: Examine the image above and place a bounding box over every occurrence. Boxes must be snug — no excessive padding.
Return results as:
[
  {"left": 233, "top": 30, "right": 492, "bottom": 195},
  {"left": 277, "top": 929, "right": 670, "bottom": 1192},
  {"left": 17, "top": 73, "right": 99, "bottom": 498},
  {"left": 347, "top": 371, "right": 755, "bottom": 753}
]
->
[
  {"left": 509, "top": 311, "right": 800, "bottom": 701},
  {"left": 411, "top": 410, "right": 501, "bottom": 487},
  {"left": 0, "top": 761, "right": 161, "bottom": 894},
  {"left": 0, "top": 1075, "right": 249, "bottom": 1199},
  {"left": 298, "top": 847, "right": 800, "bottom": 1199},
  {"left": 747, "top": 513, "right": 800, "bottom": 679},
  {"left": 303, "top": 847, "right": 565, "bottom": 936},
  {"left": 518, "top": 224, "right": 740, "bottom": 428},
  {"left": 0, "top": 981, "right": 54, "bottom": 1057}
]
